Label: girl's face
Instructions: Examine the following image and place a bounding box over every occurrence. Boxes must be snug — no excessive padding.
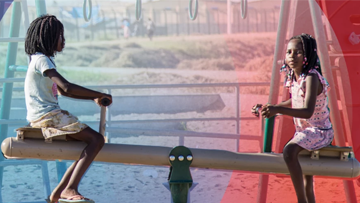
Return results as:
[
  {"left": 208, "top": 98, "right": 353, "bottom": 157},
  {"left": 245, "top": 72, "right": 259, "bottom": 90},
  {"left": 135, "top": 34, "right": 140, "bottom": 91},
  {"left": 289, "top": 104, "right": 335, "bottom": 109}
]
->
[
  {"left": 286, "top": 39, "right": 304, "bottom": 72},
  {"left": 56, "top": 32, "right": 65, "bottom": 52}
]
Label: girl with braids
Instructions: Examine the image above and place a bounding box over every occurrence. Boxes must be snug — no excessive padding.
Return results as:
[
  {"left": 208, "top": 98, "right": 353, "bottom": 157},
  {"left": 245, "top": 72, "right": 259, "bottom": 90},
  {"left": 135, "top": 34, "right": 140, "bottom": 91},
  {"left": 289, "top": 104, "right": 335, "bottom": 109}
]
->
[
  {"left": 251, "top": 33, "right": 333, "bottom": 203},
  {"left": 24, "top": 15, "right": 112, "bottom": 203}
]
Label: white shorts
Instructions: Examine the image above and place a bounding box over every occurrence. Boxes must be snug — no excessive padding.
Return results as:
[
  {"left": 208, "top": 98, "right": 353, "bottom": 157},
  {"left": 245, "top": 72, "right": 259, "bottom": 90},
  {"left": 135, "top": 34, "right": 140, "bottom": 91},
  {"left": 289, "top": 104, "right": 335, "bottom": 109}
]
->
[{"left": 30, "top": 109, "right": 88, "bottom": 139}]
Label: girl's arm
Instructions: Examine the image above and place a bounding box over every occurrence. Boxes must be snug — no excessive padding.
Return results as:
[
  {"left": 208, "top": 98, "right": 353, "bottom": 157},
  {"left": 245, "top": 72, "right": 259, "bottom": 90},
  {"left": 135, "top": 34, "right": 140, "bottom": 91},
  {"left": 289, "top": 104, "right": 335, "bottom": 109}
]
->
[
  {"left": 44, "top": 69, "right": 112, "bottom": 103},
  {"left": 251, "top": 99, "right": 291, "bottom": 116},
  {"left": 275, "top": 99, "right": 292, "bottom": 108},
  {"left": 262, "top": 73, "right": 319, "bottom": 119},
  {"left": 57, "top": 86, "right": 97, "bottom": 100}
]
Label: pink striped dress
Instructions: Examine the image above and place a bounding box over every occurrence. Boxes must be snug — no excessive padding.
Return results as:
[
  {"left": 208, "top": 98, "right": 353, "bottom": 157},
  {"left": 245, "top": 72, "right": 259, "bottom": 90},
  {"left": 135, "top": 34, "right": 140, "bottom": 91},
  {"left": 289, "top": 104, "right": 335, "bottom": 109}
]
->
[{"left": 286, "top": 69, "right": 334, "bottom": 150}]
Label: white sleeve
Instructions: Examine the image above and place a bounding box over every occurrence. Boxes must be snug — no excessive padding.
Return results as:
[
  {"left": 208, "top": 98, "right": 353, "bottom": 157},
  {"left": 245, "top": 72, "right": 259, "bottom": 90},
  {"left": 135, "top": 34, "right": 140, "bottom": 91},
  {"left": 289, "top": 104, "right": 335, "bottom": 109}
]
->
[{"left": 35, "top": 56, "right": 56, "bottom": 77}]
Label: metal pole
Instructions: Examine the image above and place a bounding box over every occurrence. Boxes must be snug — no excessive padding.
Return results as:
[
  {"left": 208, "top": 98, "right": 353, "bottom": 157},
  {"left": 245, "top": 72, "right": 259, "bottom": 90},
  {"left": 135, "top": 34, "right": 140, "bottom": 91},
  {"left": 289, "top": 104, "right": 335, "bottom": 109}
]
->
[
  {"left": 236, "top": 86, "right": 240, "bottom": 152},
  {"left": 186, "top": 9, "right": 190, "bottom": 35},
  {"left": 35, "top": 0, "right": 46, "bottom": 16},
  {"left": 268, "top": 0, "right": 291, "bottom": 104},
  {"left": 99, "top": 107, "right": 107, "bottom": 136},
  {"left": 75, "top": 18, "right": 80, "bottom": 41},
  {"left": 257, "top": 1, "right": 292, "bottom": 202},
  {"left": 308, "top": 0, "right": 357, "bottom": 202},
  {"left": 216, "top": 10, "right": 219, "bottom": 34},
  {"left": 0, "top": 2, "right": 4, "bottom": 38},
  {"left": 0, "top": 3, "right": 22, "bottom": 202},
  {"left": 246, "top": 9, "right": 249, "bottom": 33},
  {"left": 101, "top": 10, "right": 107, "bottom": 39},
  {"left": 112, "top": 9, "right": 119, "bottom": 39},
  {"left": 21, "top": 0, "right": 30, "bottom": 30},
  {"left": 175, "top": 7, "right": 179, "bottom": 36},
  {"left": 197, "top": 10, "right": 200, "bottom": 34},
  {"left": 0, "top": 1, "right": 4, "bottom": 19},
  {"left": 254, "top": 9, "right": 258, "bottom": 32},
  {"left": 164, "top": 10, "right": 168, "bottom": 36},
  {"left": 0, "top": 1, "right": 22, "bottom": 152},
  {"left": 91, "top": 12, "right": 94, "bottom": 40},
  {"left": 264, "top": 10, "right": 267, "bottom": 32},
  {"left": 227, "top": 0, "right": 231, "bottom": 34},
  {"left": 106, "top": 89, "right": 112, "bottom": 142},
  {"left": 237, "top": 6, "right": 240, "bottom": 33},
  {"left": 273, "top": 9, "right": 276, "bottom": 32},
  {"left": 179, "top": 134, "right": 185, "bottom": 146},
  {"left": 308, "top": 0, "right": 346, "bottom": 152},
  {"left": 206, "top": 9, "right": 210, "bottom": 35}
]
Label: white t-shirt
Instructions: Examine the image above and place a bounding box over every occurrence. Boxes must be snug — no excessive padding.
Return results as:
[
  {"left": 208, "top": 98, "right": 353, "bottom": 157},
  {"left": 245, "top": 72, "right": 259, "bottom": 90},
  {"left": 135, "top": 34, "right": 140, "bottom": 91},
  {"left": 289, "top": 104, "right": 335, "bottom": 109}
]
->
[{"left": 24, "top": 52, "right": 60, "bottom": 122}]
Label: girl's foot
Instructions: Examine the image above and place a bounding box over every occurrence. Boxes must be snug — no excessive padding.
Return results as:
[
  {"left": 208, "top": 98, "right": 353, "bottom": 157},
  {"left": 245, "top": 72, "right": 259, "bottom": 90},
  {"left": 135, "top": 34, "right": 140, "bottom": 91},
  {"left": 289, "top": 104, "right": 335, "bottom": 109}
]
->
[
  {"left": 59, "top": 193, "right": 94, "bottom": 203},
  {"left": 49, "top": 185, "right": 65, "bottom": 203},
  {"left": 60, "top": 188, "right": 93, "bottom": 202},
  {"left": 60, "top": 194, "right": 93, "bottom": 201},
  {"left": 60, "top": 188, "right": 81, "bottom": 199}
]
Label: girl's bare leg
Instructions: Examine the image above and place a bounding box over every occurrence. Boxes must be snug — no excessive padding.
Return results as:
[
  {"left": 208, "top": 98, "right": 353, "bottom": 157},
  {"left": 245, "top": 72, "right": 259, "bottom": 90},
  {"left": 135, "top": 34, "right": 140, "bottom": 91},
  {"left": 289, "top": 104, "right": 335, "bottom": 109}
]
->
[
  {"left": 304, "top": 175, "right": 315, "bottom": 203},
  {"left": 283, "top": 143, "right": 307, "bottom": 203},
  {"left": 49, "top": 161, "right": 77, "bottom": 202},
  {"left": 50, "top": 127, "right": 105, "bottom": 201}
]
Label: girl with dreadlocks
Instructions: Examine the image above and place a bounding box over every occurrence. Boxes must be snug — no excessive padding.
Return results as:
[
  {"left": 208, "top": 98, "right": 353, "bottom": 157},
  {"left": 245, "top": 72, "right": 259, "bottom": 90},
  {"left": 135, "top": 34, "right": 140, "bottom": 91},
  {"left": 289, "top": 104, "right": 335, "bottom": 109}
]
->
[
  {"left": 251, "top": 33, "right": 333, "bottom": 203},
  {"left": 24, "top": 15, "right": 112, "bottom": 203}
]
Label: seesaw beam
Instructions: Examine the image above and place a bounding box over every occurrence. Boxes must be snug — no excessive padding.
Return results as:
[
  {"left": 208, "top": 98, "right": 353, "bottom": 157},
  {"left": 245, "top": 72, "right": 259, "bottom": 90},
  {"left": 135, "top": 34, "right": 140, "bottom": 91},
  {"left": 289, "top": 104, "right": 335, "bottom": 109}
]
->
[{"left": 2, "top": 137, "right": 360, "bottom": 178}]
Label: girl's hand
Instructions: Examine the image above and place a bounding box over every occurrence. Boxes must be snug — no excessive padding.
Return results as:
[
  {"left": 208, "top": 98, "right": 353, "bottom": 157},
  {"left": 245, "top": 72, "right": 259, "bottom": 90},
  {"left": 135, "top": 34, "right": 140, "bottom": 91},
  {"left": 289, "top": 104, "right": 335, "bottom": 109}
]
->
[
  {"left": 94, "top": 94, "right": 112, "bottom": 107},
  {"left": 251, "top": 104, "right": 263, "bottom": 117},
  {"left": 261, "top": 105, "right": 278, "bottom": 118}
]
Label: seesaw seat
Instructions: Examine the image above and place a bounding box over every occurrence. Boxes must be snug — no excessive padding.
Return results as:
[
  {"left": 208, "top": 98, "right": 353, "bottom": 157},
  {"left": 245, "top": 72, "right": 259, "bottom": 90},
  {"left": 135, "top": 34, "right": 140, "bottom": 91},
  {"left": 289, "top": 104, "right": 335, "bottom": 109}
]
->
[
  {"left": 299, "top": 145, "right": 353, "bottom": 161},
  {"left": 16, "top": 126, "right": 67, "bottom": 143}
]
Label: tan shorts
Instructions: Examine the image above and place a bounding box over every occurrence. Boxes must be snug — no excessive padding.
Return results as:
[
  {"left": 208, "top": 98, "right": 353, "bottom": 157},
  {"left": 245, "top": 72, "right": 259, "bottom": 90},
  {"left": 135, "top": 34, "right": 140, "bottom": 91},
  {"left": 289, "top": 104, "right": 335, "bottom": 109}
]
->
[{"left": 30, "top": 109, "right": 88, "bottom": 139}]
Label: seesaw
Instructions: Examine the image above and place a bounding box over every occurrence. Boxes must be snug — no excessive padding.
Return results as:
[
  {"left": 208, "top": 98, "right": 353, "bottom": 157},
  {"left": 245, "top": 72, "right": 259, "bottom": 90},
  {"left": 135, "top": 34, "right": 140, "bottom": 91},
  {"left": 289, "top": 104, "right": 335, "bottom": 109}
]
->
[
  {"left": 2, "top": 99, "right": 360, "bottom": 203},
  {"left": 1, "top": 125, "right": 360, "bottom": 203}
]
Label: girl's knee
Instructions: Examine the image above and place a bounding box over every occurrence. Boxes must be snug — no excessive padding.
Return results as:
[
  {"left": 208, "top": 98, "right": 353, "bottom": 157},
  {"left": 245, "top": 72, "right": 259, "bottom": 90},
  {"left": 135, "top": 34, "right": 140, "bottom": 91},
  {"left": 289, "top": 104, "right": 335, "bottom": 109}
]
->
[
  {"left": 283, "top": 144, "right": 300, "bottom": 162},
  {"left": 83, "top": 130, "right": 105, "bottom": 148},
  {"left": 93, "top": 133, "right": 105, "bottom": 148}
]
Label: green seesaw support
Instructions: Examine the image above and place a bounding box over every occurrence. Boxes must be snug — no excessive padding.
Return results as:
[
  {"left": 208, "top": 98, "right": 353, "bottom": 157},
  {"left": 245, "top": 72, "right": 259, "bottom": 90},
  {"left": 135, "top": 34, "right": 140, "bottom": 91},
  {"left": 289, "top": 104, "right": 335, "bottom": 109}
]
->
[
  {"left": 168, "top": 146, "right": 193, "bottom": 203},
  {"left": 263, "top": 117, "right": 275, "bottom": 153}
]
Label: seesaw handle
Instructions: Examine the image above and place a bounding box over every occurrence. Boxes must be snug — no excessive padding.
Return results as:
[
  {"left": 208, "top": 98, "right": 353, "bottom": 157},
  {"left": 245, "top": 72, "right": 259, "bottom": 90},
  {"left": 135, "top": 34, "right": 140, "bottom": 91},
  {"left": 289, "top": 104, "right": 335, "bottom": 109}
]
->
[
  {"left": 99, "top": 98, "right": 110, "bottom": 138},
  {"left": 100, "top": 98, "right": 111, "bottom": 106}
]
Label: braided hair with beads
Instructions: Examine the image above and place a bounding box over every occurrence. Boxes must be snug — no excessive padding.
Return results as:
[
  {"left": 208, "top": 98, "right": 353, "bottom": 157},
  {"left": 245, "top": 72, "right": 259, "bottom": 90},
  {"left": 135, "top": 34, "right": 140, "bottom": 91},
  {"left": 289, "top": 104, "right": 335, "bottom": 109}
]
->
[
  {"left": 25, "top": 14, "right": 64, "bottom": 58},
  {"left": 281, "top": 33, "right": 322, "bottom": 86}
]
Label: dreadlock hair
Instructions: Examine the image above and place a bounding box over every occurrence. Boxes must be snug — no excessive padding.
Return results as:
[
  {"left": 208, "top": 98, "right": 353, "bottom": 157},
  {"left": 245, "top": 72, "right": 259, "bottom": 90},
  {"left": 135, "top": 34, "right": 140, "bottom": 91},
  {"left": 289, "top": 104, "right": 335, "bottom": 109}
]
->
[
  {"left": 289, "top": 33, "right": 322, "bottom": 76},
  {"left": 25, "top": 14, "right": 64, "bottom": 58}
]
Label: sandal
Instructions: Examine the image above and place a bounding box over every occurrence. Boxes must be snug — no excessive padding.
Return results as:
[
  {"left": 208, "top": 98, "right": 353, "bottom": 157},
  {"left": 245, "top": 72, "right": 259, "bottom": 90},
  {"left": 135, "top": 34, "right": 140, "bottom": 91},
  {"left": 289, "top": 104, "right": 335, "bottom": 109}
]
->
[{"left": 58, "top": 195, "right": 94, "bottom": 203}]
